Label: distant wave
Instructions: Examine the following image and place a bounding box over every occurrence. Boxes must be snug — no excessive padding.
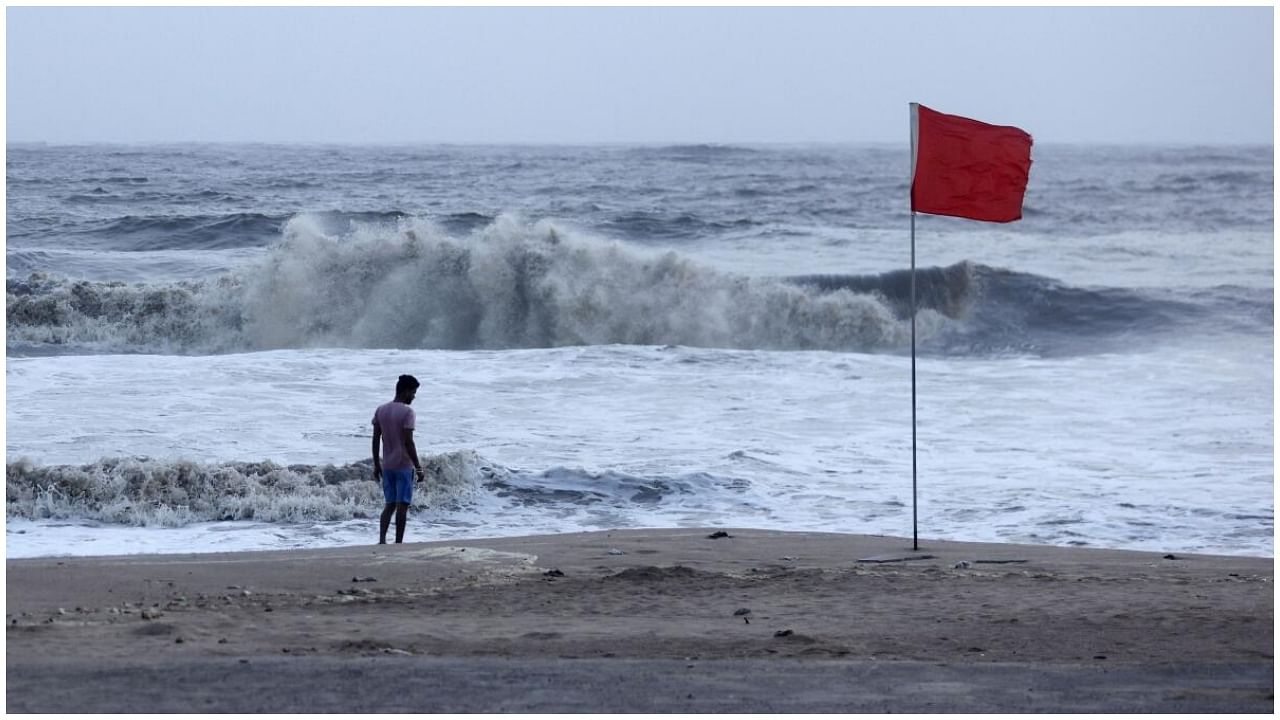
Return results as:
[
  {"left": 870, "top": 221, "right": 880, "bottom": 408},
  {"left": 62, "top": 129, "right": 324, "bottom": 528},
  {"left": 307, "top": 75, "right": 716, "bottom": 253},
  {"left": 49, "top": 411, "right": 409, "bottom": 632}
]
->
[
  {"left": 6, "top": 212, "right": 1263, "bottom": 357},
  {"left": 603, "top": 210, "right": 763, "bottom": 240},
  {"left": 68, "top": 213, "right": 290, "bottom": 251},
  {"left": 435, "top": 211, "right": 497, "bottom": 234},
  {"left": 65, "top": 189, "right": 251, "bottom": 206},
  {"left": 10, "top": 210, "right": 416, "bottom": 252},
  {"left": 791, "top": 265, "right": 1247, "bottom": 355},
  {"left": 1151, "top": 170, "right": 1271, "bottom": 194},
  {"left": 5, "top": 452, "right": 746, "bottom": 527},
  {"left": 625, "top": 144, "right": 762, "bottom": 161}
]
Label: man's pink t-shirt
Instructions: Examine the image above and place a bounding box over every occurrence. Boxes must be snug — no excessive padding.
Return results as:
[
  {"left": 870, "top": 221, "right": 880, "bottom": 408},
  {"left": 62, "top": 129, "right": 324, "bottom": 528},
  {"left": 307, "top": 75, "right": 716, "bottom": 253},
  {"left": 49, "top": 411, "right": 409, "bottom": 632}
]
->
[{"left": 373, "top": 401, "right": 417, "bottom": 471}]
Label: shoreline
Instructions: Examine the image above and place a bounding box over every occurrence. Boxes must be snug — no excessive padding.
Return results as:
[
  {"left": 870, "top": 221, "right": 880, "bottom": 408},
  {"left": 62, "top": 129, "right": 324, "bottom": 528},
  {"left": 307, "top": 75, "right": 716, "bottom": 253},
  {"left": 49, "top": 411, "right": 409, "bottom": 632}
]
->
[
  {"left": 7, "top": 528, "right": 1274, "bottom": 712},
  {"left": 7, "top": 517, "right": 1274, "bottom": 563},
  {"left": 7, "top": 523, "right": 1277, "bottom": 557}
]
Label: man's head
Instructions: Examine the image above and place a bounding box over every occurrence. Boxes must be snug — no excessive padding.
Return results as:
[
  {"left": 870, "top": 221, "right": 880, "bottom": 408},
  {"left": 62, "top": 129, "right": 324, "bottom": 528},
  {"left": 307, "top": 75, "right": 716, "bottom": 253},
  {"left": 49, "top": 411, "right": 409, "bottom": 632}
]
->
[{"left": 395, "top": 374, "right": 420, "bottom": 404}]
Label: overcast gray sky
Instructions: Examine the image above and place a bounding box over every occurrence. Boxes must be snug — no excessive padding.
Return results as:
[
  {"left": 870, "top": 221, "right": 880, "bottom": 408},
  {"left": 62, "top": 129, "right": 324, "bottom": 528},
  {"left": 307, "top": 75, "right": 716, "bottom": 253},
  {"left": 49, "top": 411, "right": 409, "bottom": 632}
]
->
[{"left": 6, "top": 6, "right": 1274, "bottom": 145}]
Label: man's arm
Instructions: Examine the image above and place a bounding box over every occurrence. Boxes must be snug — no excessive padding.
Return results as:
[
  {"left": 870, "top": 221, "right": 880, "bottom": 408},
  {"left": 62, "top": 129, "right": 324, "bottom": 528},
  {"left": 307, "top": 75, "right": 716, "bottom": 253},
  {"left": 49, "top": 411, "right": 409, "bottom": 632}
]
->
[
  {"left": 403, "top": 428, "right": 424, "bottom": 481},
  {"left": 371, "top": 422, "right": 383, "bottom": 480}
]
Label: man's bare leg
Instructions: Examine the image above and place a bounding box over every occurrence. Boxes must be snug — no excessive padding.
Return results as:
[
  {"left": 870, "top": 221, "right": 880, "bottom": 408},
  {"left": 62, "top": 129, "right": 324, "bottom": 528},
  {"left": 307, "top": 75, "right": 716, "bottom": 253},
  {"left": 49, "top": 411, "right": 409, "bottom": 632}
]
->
[
  {"left": 379, "top": 503, "right": 396, "bottom": 544},
  {"left": 394, "top": 503, "right": 410, "bottom": 543}
]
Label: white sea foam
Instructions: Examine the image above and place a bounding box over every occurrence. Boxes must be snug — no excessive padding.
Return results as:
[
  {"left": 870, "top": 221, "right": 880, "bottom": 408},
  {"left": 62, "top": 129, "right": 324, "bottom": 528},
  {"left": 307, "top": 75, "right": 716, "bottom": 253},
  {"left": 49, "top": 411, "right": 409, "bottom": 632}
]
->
[
  {"left": 6, "top": 339, "right": 1272, "bottom": 558},
  {"left": 6, "top": 450, "right": 491, "bottom": 526}
]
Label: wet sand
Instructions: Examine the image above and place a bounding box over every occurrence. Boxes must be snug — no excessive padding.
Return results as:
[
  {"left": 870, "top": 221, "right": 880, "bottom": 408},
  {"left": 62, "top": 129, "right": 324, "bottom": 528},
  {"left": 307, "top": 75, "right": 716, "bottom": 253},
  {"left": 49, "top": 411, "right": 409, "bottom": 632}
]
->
[{"left": 6, "top": 528, "right": 1274, "bottom": 712}]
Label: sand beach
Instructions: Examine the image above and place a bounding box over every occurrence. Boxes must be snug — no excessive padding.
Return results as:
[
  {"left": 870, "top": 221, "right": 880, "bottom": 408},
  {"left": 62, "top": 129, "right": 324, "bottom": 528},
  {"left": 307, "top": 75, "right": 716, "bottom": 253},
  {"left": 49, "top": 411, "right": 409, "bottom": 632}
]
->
[{"left": 5, "top": 528, "right": 1273, "bottom": 712}]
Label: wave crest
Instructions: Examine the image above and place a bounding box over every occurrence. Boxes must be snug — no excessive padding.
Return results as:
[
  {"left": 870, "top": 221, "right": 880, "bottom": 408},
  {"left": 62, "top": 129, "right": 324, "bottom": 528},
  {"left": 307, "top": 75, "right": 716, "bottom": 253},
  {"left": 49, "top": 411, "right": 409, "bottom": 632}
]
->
[
  {"left": 11, "top": 211, "right": 1217, "bottom": 357},
  {"left": 8, "top": 213, "right": 928, "bottom": 354},
  {"left": 6, "top": 451, "right": 492, "bottom": 527},
  {"left": 6, "top": 453, "right": 760, "bottom": 528}
]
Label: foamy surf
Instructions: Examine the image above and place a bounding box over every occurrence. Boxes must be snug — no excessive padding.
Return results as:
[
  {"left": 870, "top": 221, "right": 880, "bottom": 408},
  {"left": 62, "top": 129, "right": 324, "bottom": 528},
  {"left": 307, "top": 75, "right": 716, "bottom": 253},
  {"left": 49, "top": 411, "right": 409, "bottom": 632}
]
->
[
  {"left": 6, "top": 451, "right": 493, "bottom": 527},
  {"left": 5, "top": 339, "right": 1272, "bottom": 558}
]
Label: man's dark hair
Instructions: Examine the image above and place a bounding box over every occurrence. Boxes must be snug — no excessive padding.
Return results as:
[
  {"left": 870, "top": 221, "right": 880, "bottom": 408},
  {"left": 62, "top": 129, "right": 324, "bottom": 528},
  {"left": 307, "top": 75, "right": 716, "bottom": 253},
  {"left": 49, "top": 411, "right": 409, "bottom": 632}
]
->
[{"left": 396, "top": 374, "right": 420, "bottom": 395}]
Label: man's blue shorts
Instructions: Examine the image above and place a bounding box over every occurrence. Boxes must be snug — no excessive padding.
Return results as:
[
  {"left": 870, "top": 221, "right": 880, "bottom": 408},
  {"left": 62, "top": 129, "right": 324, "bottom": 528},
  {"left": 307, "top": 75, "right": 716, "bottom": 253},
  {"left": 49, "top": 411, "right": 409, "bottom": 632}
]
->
[{"left": 381, "top": 468, "right": 415, "bottom": 504}]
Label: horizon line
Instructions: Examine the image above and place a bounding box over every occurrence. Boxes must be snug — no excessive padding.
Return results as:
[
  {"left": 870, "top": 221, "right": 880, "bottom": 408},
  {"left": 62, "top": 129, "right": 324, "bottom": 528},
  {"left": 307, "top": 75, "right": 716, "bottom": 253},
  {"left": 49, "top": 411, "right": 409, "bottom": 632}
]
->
[{"left": 7, "top": 139, "right": 1273, "bottom": 148}]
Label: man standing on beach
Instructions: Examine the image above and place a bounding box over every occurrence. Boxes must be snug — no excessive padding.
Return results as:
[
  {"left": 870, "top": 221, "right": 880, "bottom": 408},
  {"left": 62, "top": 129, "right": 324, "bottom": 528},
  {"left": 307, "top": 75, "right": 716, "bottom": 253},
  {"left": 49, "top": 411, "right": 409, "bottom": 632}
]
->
[{"left": 372, "top": 374, "right": 425, "bottom": 544}]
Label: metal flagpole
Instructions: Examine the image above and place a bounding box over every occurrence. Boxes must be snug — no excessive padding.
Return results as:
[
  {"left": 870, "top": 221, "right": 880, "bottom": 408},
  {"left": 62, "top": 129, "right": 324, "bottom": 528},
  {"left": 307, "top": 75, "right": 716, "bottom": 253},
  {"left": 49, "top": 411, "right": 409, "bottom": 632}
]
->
[
  {"left": 910, "top": 211, "right": 918, "bottom": 551},
  {"left": 908, "top": 102, "right": 920, "bottom": 552}
]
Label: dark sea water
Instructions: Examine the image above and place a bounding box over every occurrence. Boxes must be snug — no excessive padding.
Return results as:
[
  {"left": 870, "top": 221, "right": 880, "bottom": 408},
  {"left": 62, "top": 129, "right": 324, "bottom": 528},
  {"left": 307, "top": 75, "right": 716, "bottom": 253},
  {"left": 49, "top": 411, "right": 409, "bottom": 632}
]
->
[{"left": 5, "top": 143, "right": 1274, "bottom": 557}]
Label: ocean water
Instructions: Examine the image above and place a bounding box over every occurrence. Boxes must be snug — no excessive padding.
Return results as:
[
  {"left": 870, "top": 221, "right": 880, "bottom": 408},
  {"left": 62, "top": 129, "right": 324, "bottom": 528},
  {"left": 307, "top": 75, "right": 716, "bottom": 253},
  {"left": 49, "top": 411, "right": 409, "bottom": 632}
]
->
[{"left": 5, "top": 143, "right": 1273, "bottom": 558}]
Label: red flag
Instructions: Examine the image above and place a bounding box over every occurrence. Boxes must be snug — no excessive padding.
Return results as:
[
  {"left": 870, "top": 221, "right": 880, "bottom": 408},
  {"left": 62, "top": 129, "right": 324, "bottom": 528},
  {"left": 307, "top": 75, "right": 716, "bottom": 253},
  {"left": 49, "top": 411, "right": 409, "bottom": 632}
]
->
[{"left": 910, "top": 103, "right": 1033, "bottom": 223}]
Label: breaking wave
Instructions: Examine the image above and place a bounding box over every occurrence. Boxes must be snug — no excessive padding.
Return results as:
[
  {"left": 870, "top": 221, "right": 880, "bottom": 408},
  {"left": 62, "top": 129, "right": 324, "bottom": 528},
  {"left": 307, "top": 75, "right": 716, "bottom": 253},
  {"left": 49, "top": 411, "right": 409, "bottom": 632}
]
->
[
  {"left": 7, "top": 212, "right": 1245, "bottom": 357},
  {"left": 5, "top": 451, "right": 493, "bottom": 527},
  {"left": 6, "top": 214, "right": 925, "bottom": 354},
  {"left": 5, "top": 452, "right": 751, "bottom": 528}
]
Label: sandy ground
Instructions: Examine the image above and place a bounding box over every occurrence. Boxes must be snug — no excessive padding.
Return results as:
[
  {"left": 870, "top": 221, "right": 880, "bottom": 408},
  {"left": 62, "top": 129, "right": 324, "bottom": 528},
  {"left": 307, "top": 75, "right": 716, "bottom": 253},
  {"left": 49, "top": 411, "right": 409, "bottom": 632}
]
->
[{"left": 6, "top": 528, "right": 1274, "bottom": 712}]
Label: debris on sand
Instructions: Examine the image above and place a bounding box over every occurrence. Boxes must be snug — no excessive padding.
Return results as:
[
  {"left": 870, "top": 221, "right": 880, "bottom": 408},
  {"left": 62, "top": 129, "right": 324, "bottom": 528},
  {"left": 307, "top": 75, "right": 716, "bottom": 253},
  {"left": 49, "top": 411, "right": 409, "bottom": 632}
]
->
[{"left": 856, "top": 553, "right": 935, "bottom": 564}]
